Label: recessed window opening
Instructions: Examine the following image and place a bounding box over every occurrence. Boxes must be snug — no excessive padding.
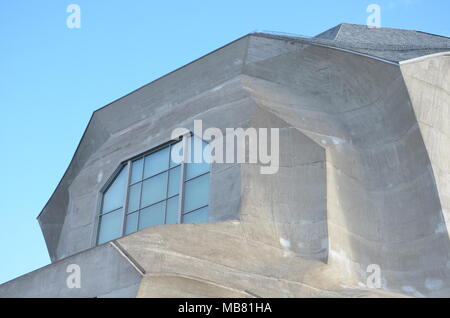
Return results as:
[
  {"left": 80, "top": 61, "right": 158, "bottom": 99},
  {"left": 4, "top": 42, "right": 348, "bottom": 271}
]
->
[{"left": 96, "top": 135, "right": 211, "bottom": 245}]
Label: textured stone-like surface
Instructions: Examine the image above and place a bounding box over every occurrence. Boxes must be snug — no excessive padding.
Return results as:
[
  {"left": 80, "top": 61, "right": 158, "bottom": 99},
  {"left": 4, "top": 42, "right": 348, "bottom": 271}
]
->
[
  {"left": 2, "top": 24, "right": 449, "bottom": 298},
  {"left": 0, "top": 244, "right": 142, "bottom": 298},
  {"left": 117, "top": 222, "right": 399, "bottom": 298},
  {"left": 401, "top": 53, "right": 450, "bottom": 250}
]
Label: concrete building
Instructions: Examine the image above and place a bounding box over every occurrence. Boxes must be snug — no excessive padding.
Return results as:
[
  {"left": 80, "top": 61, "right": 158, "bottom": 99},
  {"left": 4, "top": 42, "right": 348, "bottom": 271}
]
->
[{"left": 1, "top": 23, "right": 450, "bottom": 298}]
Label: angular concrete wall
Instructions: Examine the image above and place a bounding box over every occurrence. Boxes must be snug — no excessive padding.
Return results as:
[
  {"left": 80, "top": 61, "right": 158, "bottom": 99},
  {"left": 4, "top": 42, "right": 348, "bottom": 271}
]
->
[
  {"left": 240, "top": 41, "right": 450, "bottom": 296},
  {"left": 16, "top": 27, "right": 450, "bottom": 297},
  {"left": 115, "top": 222, "right": 397, "bottom": 298},
  {"left": 0, "top": 243, "right": 142, "bottom": 298},
  {"left": 55, "top": 76, "right": 252, "bottom": 260},
  {"left": 240, "top": 107, "right": 327, "bottom": 261},
  {"left": 401, "top": 53, "right": 450, "bottom": 237},
  {"left": 38, "top": 35, "right": 252, "bottom": 261}
]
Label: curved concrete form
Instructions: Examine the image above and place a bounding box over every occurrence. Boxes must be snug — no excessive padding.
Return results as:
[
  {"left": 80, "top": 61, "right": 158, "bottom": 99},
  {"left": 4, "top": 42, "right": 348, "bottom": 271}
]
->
[
  {"left": 240, "top": 40, "right": 450, "bottom": 296},
  {"left": 2, "top": 24, "right": 449, "bottom": 298},
  {"left": 401, "top": 52, "right": 450, "bottom": 236}
]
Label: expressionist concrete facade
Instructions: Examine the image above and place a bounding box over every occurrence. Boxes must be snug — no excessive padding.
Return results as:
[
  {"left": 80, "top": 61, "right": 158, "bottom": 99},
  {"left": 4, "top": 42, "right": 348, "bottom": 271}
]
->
[{"left": 1, "top": 23, "right": 449, "bottom": 298}]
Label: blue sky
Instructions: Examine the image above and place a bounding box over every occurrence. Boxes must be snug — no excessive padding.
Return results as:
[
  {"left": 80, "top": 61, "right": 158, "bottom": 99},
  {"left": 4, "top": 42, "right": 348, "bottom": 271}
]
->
[{"left": 0, "top": 0, "right": 449, "bottom": 284}]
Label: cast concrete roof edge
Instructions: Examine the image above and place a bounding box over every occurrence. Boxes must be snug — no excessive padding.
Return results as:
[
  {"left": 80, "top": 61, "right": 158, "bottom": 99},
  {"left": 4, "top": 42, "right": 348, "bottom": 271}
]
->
[
  {"left": 399, "top": 51, "right": 450, "bottom": 65},
  {"left": 0, "top": 241, "right": 144, "bottom": 287},
  {"left": 251, "top": 31, "right": 400, "bottom": 65}
]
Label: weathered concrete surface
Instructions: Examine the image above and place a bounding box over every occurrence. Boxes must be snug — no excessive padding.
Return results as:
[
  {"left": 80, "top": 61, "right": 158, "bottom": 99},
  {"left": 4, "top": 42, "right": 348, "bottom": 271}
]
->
[
  {"left": 242, "top": 108, "right": 328, "bottom": 261},
  {"left": 0, "top": 243, "right": 142, "bottom": 298},
  {"left": 137, "top": 275, "right": 252, "bottom": 298},
  {"left": 112, "top": 46, "right": 450, "bottom": 295},
  {"left": 117, "top": 222, "right": 403, "bottom": 298},
  {"left": 1, "top": 24, "right": 448, "bottom": 297},
  {"left": 240, "top": 40, "right": 450, "bottom": 296},
  {"left": 55, "top": 76, "right": 252, "bottom": 260},
  {"left": 38, "top": 36, "right": 251, "bottom": 261},
  {"left": 400, "top": 53, "right": 450, "bottom": 238}
]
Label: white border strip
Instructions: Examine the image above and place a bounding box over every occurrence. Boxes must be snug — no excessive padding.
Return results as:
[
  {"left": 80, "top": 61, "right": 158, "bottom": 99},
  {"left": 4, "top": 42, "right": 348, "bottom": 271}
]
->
[
  {"left": 399, "top": 51, "right": 450, "bottom": 65},
  {"left": 110, "top": 241, "right": 146, "bottom": 276}
]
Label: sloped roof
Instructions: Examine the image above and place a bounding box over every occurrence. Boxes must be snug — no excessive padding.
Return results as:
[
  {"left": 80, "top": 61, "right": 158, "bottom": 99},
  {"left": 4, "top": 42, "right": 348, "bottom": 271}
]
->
[
  {"left": 262, "top": 23, "right": 450, "bottom": 62},
  {"left": 315, "top": 23, "right": 450, "bottom": 44}
]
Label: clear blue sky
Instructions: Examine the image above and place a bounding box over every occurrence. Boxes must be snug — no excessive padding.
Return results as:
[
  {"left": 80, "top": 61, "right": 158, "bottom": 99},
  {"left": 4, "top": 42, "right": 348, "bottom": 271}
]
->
[{"left": 0, "top": 0, "right": 449, "bottom": 284}]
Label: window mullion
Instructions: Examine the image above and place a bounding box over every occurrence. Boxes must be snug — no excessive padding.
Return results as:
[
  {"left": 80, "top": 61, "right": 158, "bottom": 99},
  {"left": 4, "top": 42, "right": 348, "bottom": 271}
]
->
[
  {"left": 136, "top": 156, "right": 147, "bottom": 231},
  {"left": 121, "top": 161, "right": 132, "bottom": 236},
  {"left": 163, "top": 166, "right": 170, "bottom": 224},
  {"left": 177, "top": 135, "right": 189, "bottom": 224}
]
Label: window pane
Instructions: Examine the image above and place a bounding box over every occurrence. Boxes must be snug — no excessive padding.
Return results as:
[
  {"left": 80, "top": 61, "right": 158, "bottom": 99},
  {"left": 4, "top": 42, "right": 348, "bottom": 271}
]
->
[
  {"left": 170, "top": 141, "right": 183, "bottom": 167},
  {"left": 131, "top": 158, "right": 144, "bottom": 183},
  {"left": 186, "top": 162, "right": 210, "bottom": 180},
  {"left": 127, "top": 183, "right": 141, "bottom": 213},
  {"left": 144, "top": 146, "right": 169, "bottom": 178},
  {"left": 139, "top": 201, "right": 166, "bottom": 230},
  {"left": 183, "top": 207, "right": 208, "bottom": 224},
  {"left": 166, "top": 196, "right": 179, "bottom": 225},
  {"left": 141, "top": 172, "right": 168, "bottom": 207},
  {"left": 183, "top": 173, "right": 210, "bottom": 213},
  {"left": 97, "top": 209, "right": 123, "bottom": 244},
  {"left": 102, "top": 166, "right": 126, "bottom": 213},
  {"left": 125, "top": 212, "right": 138, "bottom": 235},
  {"left": 186, "top": 136, "right": 210, "bottom": 180},
  {"left": 168, "top": 166, "right": 180, "bottom": 197}
]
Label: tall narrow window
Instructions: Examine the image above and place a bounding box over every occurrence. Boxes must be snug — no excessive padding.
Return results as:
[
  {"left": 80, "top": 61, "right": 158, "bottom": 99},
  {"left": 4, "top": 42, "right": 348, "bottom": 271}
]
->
[
  {"left": 183, "top": 137, "right": 210, "bottom": 223},
  {"left": 97, "top": 166, "right": 127, "bottom": 245},
  {"left": 96, "top": 135, "right": 211, "bottom": 245}
]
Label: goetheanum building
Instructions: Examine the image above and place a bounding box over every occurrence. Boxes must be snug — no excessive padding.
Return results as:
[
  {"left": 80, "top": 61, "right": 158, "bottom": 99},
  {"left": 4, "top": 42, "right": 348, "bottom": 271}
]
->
[{"left": 1, "top": 23, "right": 450, "bottom": 298}]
